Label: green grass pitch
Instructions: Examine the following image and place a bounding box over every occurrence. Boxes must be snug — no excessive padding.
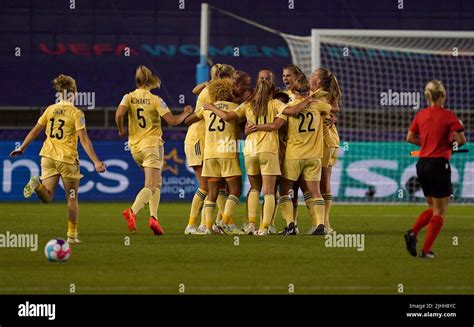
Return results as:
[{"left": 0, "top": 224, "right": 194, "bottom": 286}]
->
[{"left": 0, "top": 202, "right": 473, "bottom": 294}]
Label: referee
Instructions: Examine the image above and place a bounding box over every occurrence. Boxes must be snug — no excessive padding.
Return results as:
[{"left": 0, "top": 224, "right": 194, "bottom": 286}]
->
[{"left": 404, "top": 80, "right": 466, "bottom": 259}]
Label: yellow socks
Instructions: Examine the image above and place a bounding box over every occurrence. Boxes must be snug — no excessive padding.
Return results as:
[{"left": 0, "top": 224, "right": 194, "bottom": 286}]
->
[
  {"left": 223, "top": 195, "right": 239, "bottom": 225},
  {"left": 270, "top": 193, "right": 279, "bottom": 226},
  {"left": 293, "top": 203, "right": 299, "bottom": 226},
  {"left": 303, "top": 191, "right": 314, "bottom": 220},
  {"left": 188, "top": 188, "right": 208, "bottom": 226},
  {"left": 131, "top": 187, "right": 153, "bottom": 214},
  {"left": 262, "top": 194, "right": 275, "bottom": 229},
  {"left": 149, "top": 188, "right": 161, "bottom": 219},
  {"left": 247, "top": 189, "right": 260, "bottom": 224},
  {"left": 216, "top": 190, "right": 227, "bottom": 223},
  {"left": 322, "top": 193, "right": 333, "bottom": 227},
  {"left": 204, "top": 200, "right": 216, "bottom": 229},
  {"left": 67, "top": 220, "right": 78, "bottom": 238},
  {"left": 279, "top": 195, "right": 294, "bottom": 225},
  {"left": 312, "top": 198, "right": 325, "bottom": 227}
]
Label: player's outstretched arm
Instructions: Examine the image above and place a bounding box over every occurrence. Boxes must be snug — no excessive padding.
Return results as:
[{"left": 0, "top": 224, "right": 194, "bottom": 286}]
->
[
  {"left": 192, "top": 82, "right": 208, "bottom": 95},
  {"left": 406, "top": 130, "right": 421, "bottom": 146},
  {"left": 203, "top": 103, "right": 238, "bottom": 122},
  {"left": 248, "top": 117, "right": 286, "bottom": 133},
  {"left": 10, "top": 123, "right": 45, "bottom": 157},
  {"left": 78, "top": 129, "right": 106, "bottom": 173},
  {"left": 162, "top": 105, "right": 193, "bottom": 126},
  {"left": 283, "top": 96, "right": 316, "bottom": 116}
]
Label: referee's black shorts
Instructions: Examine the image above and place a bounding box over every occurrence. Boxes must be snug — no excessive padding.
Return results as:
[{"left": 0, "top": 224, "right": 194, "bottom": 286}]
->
[{"left": 416, "top": 157, "right": 453, "bottom": 198}]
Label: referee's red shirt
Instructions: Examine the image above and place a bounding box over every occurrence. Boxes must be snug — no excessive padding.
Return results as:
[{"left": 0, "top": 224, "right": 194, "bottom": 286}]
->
[{"left": 409, "top": 105, "right": 464, "bottom": 160}]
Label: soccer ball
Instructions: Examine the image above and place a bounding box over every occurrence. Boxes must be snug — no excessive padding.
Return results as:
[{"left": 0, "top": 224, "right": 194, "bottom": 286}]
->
[{"left": 44, "top": 238, "right": 71, "bottom": 262}]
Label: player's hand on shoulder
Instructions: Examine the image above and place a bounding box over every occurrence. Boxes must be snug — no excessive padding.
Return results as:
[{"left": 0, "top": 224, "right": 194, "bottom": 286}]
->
[
  {"left": 95, "top": 161, "right": 106, "bottom": 173},
  {"left": 10, "top": 148, "right": 24, "bottom": 157},
  {"left": 325, "top": 114, "right": 337, "bottom": 127},
  {"left": 203, "top": 104, "right": 214, "bottom": 111},
  {"left": 183, "top": 105, "right": 193, "bottom": 114}
]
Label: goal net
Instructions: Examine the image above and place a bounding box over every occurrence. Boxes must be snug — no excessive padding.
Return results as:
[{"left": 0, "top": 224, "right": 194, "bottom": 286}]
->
[{"left": 282, "top": 29, "right": 474, "bottom": 203}]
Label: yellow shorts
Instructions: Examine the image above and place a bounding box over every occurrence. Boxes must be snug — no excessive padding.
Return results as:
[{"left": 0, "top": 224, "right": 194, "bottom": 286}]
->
[
  {"left": 245, "top": 152, "right": 281, "bottom": 176},
  {"left": 202, "top": 157, "right": 241, "bottom": 178},
  {"left": 322, "top": 146, "right": 339, "bottom": 168},
  {"left": 184, "top": 141, "right": 203, "bottom": 167},
  {"left": 41, "top": 157, "right": 83, "bottom": 182},
  {"left": 282, "top": 158, "right": 322, "bottom": 182},
  {"left": 132, "top": 145, "right": 164, "bottom": 169}
]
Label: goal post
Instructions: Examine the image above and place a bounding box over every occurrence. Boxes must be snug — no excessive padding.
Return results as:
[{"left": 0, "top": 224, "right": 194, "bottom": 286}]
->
[{"left": 196, "top": 2, "right": 210, "bottom": 84}]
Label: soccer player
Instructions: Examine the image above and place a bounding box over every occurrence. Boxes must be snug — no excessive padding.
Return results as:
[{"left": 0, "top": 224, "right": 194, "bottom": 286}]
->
[
  {"left": 184, "top": 64, "right": 234, "bottom": 235},
  {"left": 205, "top": 79, "right": 286, "bottom": 235},
  {"left": 185, "top": 78, "right": 242, "bottom": 235},
  {"left": 310, "top": 68, "right": 343, "bottom": 234},
  {"left": 404, "top": 80, "right": 466, "bottom": 259},
  {"left": 247, "top": 77, "right": 332, "bottom": 235},
  {"left": 116, "top": 65, "right": 192, "bottom": 235},
  {"left": 10, "top": 74, "right": 106, "bottom": 243},
  {"left": 281, "top": 64, "right": 307, "bottom": 231}
]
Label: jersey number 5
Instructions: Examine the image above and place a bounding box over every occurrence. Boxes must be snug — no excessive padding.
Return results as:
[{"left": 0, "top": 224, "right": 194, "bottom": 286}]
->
[
  {"left": 49, "top": 118, "right": 65, "bottom": 139},
  {"left": 137, "top": 108, "right": 146, "bottom": 128},
  {"left": 297, "top": 112, "right": 315, "bottom": 133},
  {"left": 209, "top": 112, "right": 225, "bottom": 132}
]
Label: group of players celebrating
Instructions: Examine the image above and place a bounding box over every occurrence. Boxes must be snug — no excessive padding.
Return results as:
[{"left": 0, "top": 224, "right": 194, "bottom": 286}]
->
[
  {"left": 11, "top": 62, "right": 342, "bottom": 241},
  {"left": 180, "top": 63, "right": 342, "bottom": 236},
  {"left": 10, "top": 61, "right": 466, "bottom": 258}
]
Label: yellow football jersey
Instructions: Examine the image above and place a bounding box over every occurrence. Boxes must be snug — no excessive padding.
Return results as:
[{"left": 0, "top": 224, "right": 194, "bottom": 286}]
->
[
  {"left": 184, "top": 87, "right": 209, "bottom": 145},
  {"left": 195, "top": 101, "right": 239, "bottom": 159},
  {"left": 120, "top": 89, "right": 170, "bottom": 153},
  {"left": 281, "top": 89, "right": 295, "bottom": 101},
  {"left": 234, "top": 99, "right": 286, "bottom": 155},
  {"left": 285, "top": 97, "right": 332, "bottom": 160},
  {"left": 309, "top": 89, "right": 340, "bottom": 148},
  {"left": 323, "top": 119, "right": 340, "bottom": 147},
  {"left": 37, "top": 100, "right": 85, "bottom": 164}
]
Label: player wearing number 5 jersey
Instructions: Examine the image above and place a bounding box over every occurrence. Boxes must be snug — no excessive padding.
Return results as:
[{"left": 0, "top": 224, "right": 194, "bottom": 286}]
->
[
  {"left": 116, "top": 65, "right": 192, "bottom": 236},
  {"left": 10, "top": 74, "right": 106, "bottom": 244}
]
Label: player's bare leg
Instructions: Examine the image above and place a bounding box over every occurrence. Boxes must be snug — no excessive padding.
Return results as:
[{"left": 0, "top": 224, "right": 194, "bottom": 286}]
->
[
  {"left": 279, "top": 177, "right": 297, "bottom": 235},
  {"left": 33, "top": 175, "right": 60, "bottom": 203},
  {"left": 144, "top": 167, "right": 164, "bottom": 236},
  {"left": 62, "top": 178, "right": 80, "bottom": 243},
  {"left": 185, "top": 165, "right": 208, "bottom": 234},
  {"left": 258, "top": 175, "right": 277, "bottom": 235},
  {"left": 219, "top": 176, "right": 242, "bottom": 235},
  {"left": 246, "top": 174, "right": 262, "bottom": 234},
  {"left": 305, "top": 179, "right": 325, "bottom": 235},
  {"left": 321, "top": 166, "right": 334, "bottom": 234},
  {"left": 199, "top": 178, "right": 219, "bottom": 234},
  {"left": 216, "top": 179, "right": 228, "bottom": 224}
]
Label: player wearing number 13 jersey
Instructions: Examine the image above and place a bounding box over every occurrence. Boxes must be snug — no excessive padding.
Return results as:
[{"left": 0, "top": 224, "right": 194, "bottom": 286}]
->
[
  {"left": 10, "top": 74, "right": 106, "bottom": 244},
  {"left": 116, "top": 65, "right": 192, "bottom": 236}
]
